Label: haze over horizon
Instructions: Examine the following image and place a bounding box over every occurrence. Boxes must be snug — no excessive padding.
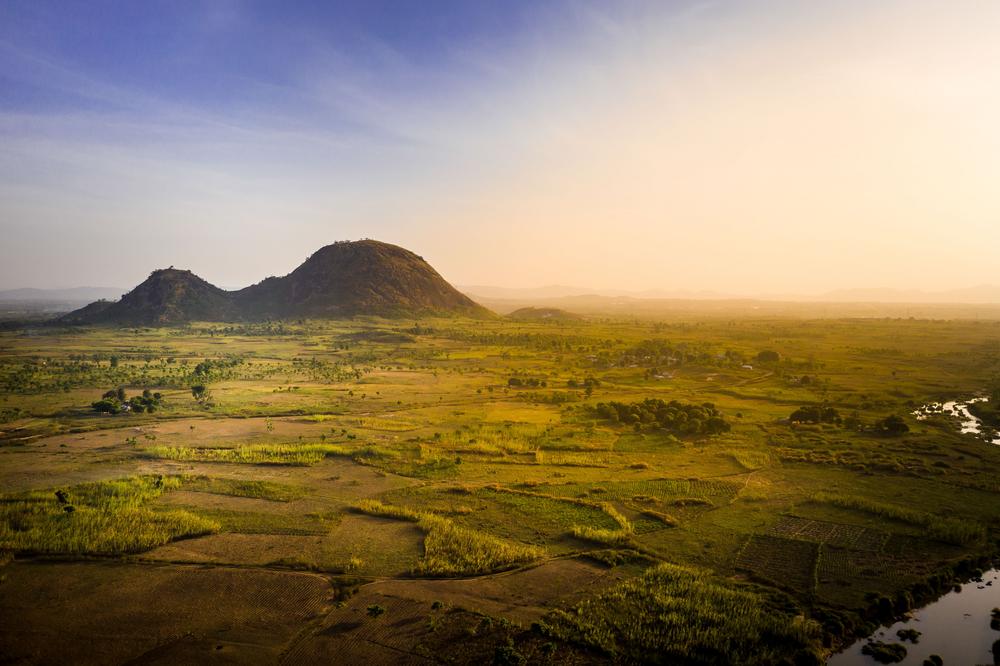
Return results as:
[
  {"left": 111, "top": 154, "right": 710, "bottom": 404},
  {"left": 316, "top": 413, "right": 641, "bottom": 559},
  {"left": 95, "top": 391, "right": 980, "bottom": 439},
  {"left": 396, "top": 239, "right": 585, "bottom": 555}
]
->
[{"left": 2, "top": 1, "right": 999, "bottom": 294}]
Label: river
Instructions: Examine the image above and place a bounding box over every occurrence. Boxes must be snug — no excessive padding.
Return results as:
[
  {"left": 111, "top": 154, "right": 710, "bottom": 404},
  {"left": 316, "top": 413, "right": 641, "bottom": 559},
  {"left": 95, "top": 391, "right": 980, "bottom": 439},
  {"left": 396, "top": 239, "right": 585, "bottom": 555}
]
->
[
  {"left": 912, "top": 397, "right": 1000, "bottom": 446},
  {"left": 828, "top": 569, "right": 1000, "bottom": 664}
]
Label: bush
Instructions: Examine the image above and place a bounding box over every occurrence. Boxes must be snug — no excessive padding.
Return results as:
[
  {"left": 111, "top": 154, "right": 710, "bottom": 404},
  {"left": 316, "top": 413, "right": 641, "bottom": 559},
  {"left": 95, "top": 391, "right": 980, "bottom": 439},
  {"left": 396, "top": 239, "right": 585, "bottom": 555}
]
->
[
  {"left": 874, "top": 415, "right": 909, "bottom": 436},
  {"left": 493, "top": 639, "right": 525, "bottom": 666},
  {"left": 91, "top": 398, "right": 121, "bottom": 414}
]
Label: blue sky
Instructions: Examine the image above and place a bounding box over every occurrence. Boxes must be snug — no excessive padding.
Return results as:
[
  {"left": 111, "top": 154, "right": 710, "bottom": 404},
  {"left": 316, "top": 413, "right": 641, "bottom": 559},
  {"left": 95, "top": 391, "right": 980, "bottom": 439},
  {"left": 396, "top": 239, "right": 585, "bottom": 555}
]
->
[{"left": 2, "top": 1, "right": 999, "bottom": 294}]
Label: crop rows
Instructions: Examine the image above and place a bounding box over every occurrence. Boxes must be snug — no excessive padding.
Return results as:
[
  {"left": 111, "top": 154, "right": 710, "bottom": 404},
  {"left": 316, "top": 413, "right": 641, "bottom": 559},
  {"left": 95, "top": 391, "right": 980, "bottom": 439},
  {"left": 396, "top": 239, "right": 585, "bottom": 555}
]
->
[
  {"left": 735, "top": 534, "right": 818, "bottom": 593},
  {"left": 767, "top": 516, "right": 887, "bottom": 551}
]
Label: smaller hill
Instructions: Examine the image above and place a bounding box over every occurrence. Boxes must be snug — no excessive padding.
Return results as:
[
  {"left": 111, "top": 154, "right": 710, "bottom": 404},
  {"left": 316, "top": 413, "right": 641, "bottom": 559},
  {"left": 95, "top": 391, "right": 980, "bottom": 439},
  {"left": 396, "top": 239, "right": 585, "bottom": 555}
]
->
[
  {"left": 56, "top": 299, "right": 117, "bottom": 324},
  {"left": 507, "top": 307, "right": 582, "bottom": 322},
  {"left": 60, "top": 268, "right": 237, "bottom": 326}
]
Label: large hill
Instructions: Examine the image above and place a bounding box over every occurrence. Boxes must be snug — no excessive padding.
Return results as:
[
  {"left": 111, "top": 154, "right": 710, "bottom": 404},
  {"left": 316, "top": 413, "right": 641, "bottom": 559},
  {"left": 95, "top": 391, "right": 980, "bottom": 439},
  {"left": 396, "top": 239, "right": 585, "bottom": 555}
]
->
[{"left": 59, "top": 240, "right": 490, "bottom": 325}]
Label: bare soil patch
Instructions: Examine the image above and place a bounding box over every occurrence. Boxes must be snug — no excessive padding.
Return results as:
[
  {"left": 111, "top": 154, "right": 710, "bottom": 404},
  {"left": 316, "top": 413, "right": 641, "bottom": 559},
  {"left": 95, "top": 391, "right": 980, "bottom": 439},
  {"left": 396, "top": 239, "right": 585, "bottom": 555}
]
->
[
  {"left": 140, "top": 533, "right": 328, "bottom": 567},
  {"left": 0, "top": 561, "right": 332, "bottom": 665}
]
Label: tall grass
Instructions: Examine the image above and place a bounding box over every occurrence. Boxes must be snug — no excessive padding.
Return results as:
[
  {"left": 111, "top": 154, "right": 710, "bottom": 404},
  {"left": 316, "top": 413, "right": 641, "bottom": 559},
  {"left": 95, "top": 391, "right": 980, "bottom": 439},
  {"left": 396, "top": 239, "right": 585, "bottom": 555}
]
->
[
  {"left": 146, "top": 443, "right": 392, "bottom": 466},
  {"left": 415, "top": 514, "right": 544, "bottom": 576},
  {"left": 0, "top": 476, "right": 218, "bottom": 555},
  {"left": 728, "top": 449, "right": 772, "bottom": 470},
  {"left": 355, "top": 498, "right": 424, "bottom": 522},
  {"left": 812, "top": 492, "right": 984, "bottom": 546},
  {"left": 570, "top": 526, "right": 633, "bottom": 546},
  {"left": 354, "top": 499, "right": 544, "bottom": 575},
  {"left": 356, "top": 416, "right": 422, "bottom": 432},
  {"left": 544, "top": 562, "right": 821, "bottom": 664}
]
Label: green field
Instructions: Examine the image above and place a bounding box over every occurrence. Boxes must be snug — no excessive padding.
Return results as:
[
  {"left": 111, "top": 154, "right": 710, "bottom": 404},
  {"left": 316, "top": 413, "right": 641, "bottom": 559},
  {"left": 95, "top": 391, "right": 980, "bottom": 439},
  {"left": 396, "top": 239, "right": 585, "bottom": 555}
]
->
[{"left": 2, "top": 314, "right": 1000, "bottom": 663}]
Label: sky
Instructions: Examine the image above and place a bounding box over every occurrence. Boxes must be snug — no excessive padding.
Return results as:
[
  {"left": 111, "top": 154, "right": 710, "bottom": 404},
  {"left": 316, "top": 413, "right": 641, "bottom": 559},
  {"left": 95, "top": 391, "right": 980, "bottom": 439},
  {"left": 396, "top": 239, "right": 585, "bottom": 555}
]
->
[{"left": 1, "top": 0, "right": 998, "bottom": 295}]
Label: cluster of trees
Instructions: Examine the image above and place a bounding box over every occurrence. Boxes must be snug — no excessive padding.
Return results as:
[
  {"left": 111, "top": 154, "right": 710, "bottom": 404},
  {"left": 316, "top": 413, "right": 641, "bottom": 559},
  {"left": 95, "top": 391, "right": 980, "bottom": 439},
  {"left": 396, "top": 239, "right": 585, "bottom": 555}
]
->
[
  {"left": 788, "top": 404, "right": 909, "bottom": 436},
  {"left": 587, "top": 340, "right": 783, "bottom": 372},
  {"left": 192, "top": 355, "right": 244, "bottom": 377},
  {"left": 2, "top": 351, "right": 263, "bottom": 396},
  {"left": 789, "top": 405, "right": 841, "bottom": 424},
  {"left": 440, "top": 328, "right": 592, "bottom": 353},
  {"left": 190, "top": 384, "right": 212, "bottom": 406},
  {"left": 600, "top": 339, "right": 691, "bottom": 369},
  {"left": 756, "top": 350, "right": 780, "bottom": 363},
  {"left": 594, "top": 399, "right": 731, "bottom": 436},
  {"left": 508, "top": 377, "right": 547, "bottom": 388},
  {"left": 566, "top": 377, "right": 600, "bottom": 389},
  {"left": 91, "top": 388, "right": 163, "bottom": 414}
]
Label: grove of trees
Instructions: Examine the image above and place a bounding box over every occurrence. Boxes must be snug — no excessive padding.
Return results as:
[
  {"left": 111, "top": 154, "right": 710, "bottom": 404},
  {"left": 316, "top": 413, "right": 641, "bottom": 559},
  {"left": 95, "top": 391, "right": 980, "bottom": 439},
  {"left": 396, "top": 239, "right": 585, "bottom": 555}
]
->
[{"left": 594, "top": 398, "right": 731, "bottom": 436}]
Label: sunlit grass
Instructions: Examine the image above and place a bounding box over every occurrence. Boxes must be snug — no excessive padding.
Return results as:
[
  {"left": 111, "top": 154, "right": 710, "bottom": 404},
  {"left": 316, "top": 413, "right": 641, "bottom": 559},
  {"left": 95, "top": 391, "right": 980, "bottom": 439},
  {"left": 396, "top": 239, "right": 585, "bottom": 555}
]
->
[
  {"left": 354, "top": 499, "right": 544, "bottom": 575},
  {"left": 0, "top": 476, "right": 218, "bottom": 555},
  {"left": 811, "top": 492, "right": 984, "bottom": 546},
  {"left": 145, "top": 442, "right": 394, "bottom": 466},
  {"left": 544, "top": 562, "right": 821, "bottom": 664}
]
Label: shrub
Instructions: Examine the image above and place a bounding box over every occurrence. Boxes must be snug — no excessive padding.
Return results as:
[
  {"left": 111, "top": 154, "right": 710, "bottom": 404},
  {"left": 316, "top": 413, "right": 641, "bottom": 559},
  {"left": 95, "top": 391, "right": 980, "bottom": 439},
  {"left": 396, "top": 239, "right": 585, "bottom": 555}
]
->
[{"left": 874, "top": 415, "right": 909, "bottom": 436}]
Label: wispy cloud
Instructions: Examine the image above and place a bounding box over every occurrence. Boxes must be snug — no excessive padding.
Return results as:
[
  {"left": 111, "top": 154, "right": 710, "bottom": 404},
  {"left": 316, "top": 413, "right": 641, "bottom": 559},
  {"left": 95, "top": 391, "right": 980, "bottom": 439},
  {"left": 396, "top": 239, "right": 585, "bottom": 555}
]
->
[{"left": 1, "top": 0, "right": 999, "bottom": 293}]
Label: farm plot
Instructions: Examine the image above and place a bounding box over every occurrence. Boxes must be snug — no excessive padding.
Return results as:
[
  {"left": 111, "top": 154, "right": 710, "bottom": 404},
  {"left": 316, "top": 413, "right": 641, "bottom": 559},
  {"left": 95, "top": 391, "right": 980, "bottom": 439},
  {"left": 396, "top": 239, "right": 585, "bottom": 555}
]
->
[
  {"left": 767, "top": 515, "right": 887, "bottom": 551},
  {"left": 539, "top": 478, "right": 742, "bottom": 503},
  {"left": 735, "top": 534, "right": 819, "bottom": 595},
  {"left": 377, "top": 484, "right": 620, "bottom": 548}
]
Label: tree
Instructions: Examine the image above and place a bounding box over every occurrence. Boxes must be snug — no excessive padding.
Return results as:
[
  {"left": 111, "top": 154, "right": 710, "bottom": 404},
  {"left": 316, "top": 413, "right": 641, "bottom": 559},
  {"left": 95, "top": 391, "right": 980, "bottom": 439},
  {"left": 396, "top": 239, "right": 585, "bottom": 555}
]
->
[
  {"left": 92, "top": 398, "right": 121, "bottom": 414},
  {"left": 191, "top": 385, "right": 207, "bottom": 400},
  {"left": 756, "top": 350, "right": 780, "bottom": 363}
]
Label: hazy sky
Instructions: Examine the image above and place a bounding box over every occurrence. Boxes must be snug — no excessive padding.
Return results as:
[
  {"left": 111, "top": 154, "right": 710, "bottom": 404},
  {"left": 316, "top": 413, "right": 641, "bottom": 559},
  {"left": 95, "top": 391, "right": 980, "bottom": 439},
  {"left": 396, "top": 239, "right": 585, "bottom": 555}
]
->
[{"left": 1, "top": 0, "right": 998, "bottom": 294}]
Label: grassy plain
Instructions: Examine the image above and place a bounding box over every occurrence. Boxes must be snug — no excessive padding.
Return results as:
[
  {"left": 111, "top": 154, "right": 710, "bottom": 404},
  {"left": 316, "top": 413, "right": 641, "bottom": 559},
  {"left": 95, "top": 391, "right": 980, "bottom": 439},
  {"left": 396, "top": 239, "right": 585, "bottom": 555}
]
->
[{"left": 2, "top": 313, "right": 1000, "bottom": 663}]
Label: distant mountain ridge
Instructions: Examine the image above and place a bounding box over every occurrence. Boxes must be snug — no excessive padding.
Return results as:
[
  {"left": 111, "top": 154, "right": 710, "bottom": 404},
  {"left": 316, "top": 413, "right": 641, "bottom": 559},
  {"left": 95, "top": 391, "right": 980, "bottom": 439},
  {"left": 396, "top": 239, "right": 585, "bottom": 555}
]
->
[
  {"left": 818, "top": 285, "right": 1000, "bottom": 304},
  {"left": 59, "top": 240, "right": 490, "bottom": 325},
  {"left": 0, "top": 287, "right": 126, "bottom": 302},
  {"left": 462, "top": 284, "right": 1000, "bottom": 305}
]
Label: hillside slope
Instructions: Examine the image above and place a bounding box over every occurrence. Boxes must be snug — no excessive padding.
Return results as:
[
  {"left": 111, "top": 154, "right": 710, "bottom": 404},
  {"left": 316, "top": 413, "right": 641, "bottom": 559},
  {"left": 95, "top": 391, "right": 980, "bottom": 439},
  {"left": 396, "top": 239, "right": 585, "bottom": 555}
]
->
[{"left": 236, "top": 240, "right": 489, "bottom": 318}]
